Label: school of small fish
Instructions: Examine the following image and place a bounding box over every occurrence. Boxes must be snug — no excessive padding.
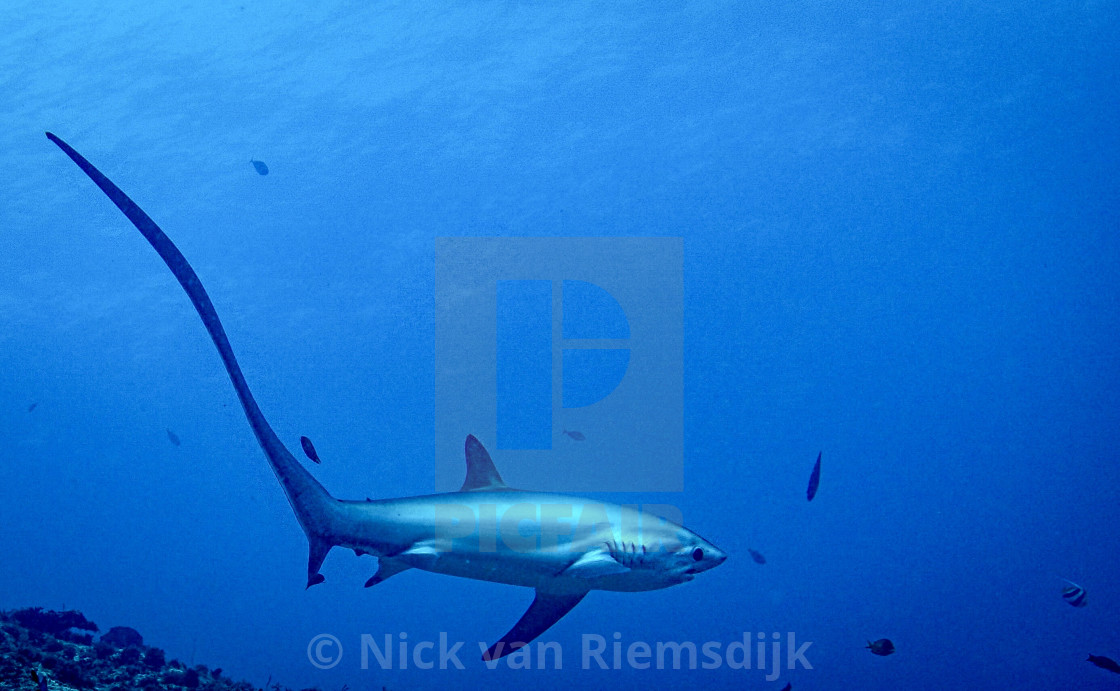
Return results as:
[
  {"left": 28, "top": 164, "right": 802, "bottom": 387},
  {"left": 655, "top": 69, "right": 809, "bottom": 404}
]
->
[{"left": 796, "top": 449, "right": 1109, "bottom": 672}]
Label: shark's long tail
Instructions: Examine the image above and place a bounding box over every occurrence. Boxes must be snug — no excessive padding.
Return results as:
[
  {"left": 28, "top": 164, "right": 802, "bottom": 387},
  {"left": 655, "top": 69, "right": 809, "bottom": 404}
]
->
[{"left": 47, "top": 132, "right": 338, "bottom": 588}]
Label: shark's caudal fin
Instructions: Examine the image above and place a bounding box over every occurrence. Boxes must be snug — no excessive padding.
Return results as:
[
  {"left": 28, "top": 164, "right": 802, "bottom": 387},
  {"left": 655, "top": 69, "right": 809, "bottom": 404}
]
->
[{"left": 47, "top": 133, "right": 339, "bottom": 588}]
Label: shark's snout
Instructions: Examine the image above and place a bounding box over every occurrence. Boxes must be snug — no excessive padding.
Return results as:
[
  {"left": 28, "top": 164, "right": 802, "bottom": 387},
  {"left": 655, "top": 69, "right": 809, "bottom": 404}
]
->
[
  {"left": 709, "top": 547, "right": 728, "bottom": 567},
  {"left": 685, "top": 543, "right": 727, "bottom": 575}
]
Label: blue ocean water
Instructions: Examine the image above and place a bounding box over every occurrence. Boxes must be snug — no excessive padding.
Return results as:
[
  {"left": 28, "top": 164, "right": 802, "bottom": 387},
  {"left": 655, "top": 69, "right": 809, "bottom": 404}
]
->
[{"left": 2, "top": 2, "right": 1118, "bottom": 689}]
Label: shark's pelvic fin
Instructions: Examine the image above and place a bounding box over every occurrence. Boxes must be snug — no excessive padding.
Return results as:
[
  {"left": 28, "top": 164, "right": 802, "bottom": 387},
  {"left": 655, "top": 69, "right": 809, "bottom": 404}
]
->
[
  {"left": 459, "top": 434, "right": 507, "bottom": 492},
  {"left": 364, "top": 557, "right": 413, "bottom": 588},
  {"left": 562, "top": 547, "right": 632, "bottom": 579},
  {"left": 483, "top": 589, "right": 587, "bottom": 661},
  {"left": 395, "top": 542, "right": 442, "bottom": 569}
]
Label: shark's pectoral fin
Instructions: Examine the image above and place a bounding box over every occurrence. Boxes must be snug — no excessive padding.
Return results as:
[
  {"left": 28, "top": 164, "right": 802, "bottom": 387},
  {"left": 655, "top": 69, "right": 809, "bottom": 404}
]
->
[
  {"left": 483, "top": 589, "right": 587, "bottom": 661},
  {"left": 562, "top": 547, "right": 631, "bottom": 579},
  {"left": 364, "top": 557, "right": 413, "bottom": 588},
  {"left": 306, "top": 537, "right": 333, "bottom": 589}
]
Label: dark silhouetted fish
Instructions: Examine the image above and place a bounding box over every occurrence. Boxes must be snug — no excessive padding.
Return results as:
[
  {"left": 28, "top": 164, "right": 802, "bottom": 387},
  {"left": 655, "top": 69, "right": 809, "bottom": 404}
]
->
[
  {"left": 866, "top": 638, "right": 895, "bottom": 656},
  {"left": 1061, "top": 579, "right": 1087, "bottom": 607},
  {"left": 806, "top": 451, "right": 821, "bottom": 501},
  {"left": 562, "top": 429, "right": 585, "bottom": 441},
  {"left": 1088, "top": 654, "right": 1120, "bottom": 674},
  {"left": 780, "top": 684, "right": 791, "bottom": 691},
  {"left": 748, "top": 548, "right": 766, "bottom": 565},
  {"left": 27, "top": 402, "right": 38, "bottom": 412},
  {"left": 300, "top": 435, "right": 321, "bottom": 464},
  {"left": 166, "top": 428, "right": 181, "bottom": 447},
  {"left": 31, "top": 670, "right": 47, "bottom": 691},
  {"left": 250, "top": 159, "right": 269, "bottom": 175}
]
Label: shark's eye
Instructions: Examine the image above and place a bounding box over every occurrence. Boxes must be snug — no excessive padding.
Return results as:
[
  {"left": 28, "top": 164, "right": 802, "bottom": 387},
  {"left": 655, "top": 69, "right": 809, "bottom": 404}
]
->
[{"left": 692, "top": 548, "right": 704, "bottom": 561}]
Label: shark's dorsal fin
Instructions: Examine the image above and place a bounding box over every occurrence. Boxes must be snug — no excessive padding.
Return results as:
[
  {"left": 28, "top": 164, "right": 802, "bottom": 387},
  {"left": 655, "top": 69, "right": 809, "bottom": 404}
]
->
[
  {"left": 482, "top": 589, "right": 587, "bottom": 661},
  {"left": 459, "top": 435, "right": 507, "bottom": 492}
]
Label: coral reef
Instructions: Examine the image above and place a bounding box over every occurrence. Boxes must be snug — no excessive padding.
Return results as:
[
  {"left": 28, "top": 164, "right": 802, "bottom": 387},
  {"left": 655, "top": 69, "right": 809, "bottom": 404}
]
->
[
  {"left": 12, "top": 608, "right": 98, "bottom": 638},
  {"left": 98, "top": 627, "right": 142, "bottom": 649},
  {"left": 0, "top": 608, "right": 318, "bottom": 691}
]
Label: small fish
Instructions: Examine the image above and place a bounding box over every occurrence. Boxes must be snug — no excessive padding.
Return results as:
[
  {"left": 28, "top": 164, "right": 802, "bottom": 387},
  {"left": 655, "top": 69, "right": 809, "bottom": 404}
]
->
[
  {"left": 780, "top": 684, "right": 791, "bottom": 691},
  {"left": 866, "top": 638, "right": 895, "bottom": 656},
  {"left": 562, "top": 429, "right": 585, "bottom": 441},
  {"left": 250, "top": 159, "right": 269, "bottom": 175},
  {"left": 747, "top": 548, "right": 766, "bottom": 565},
  {"left": 1088, "top": 654, "right": 1120, "bottom": 674},
  {"left": 166, "top": 428, "right": 181, "bottom": 447},
  {"left": 806, "top": 451, "right": 821, "bottom": 501},
  {"left": 27, "top": 402, "right": 38, "bottom": 412},
  {"left": 31, "top": 670, "right": 47, "bottom": 691},
  {"left": 300, "top": 435, "right": 321, "bottom": 464},
  {"left": 1061, "top": 579, "right": 1087, "bottom": 607}
]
